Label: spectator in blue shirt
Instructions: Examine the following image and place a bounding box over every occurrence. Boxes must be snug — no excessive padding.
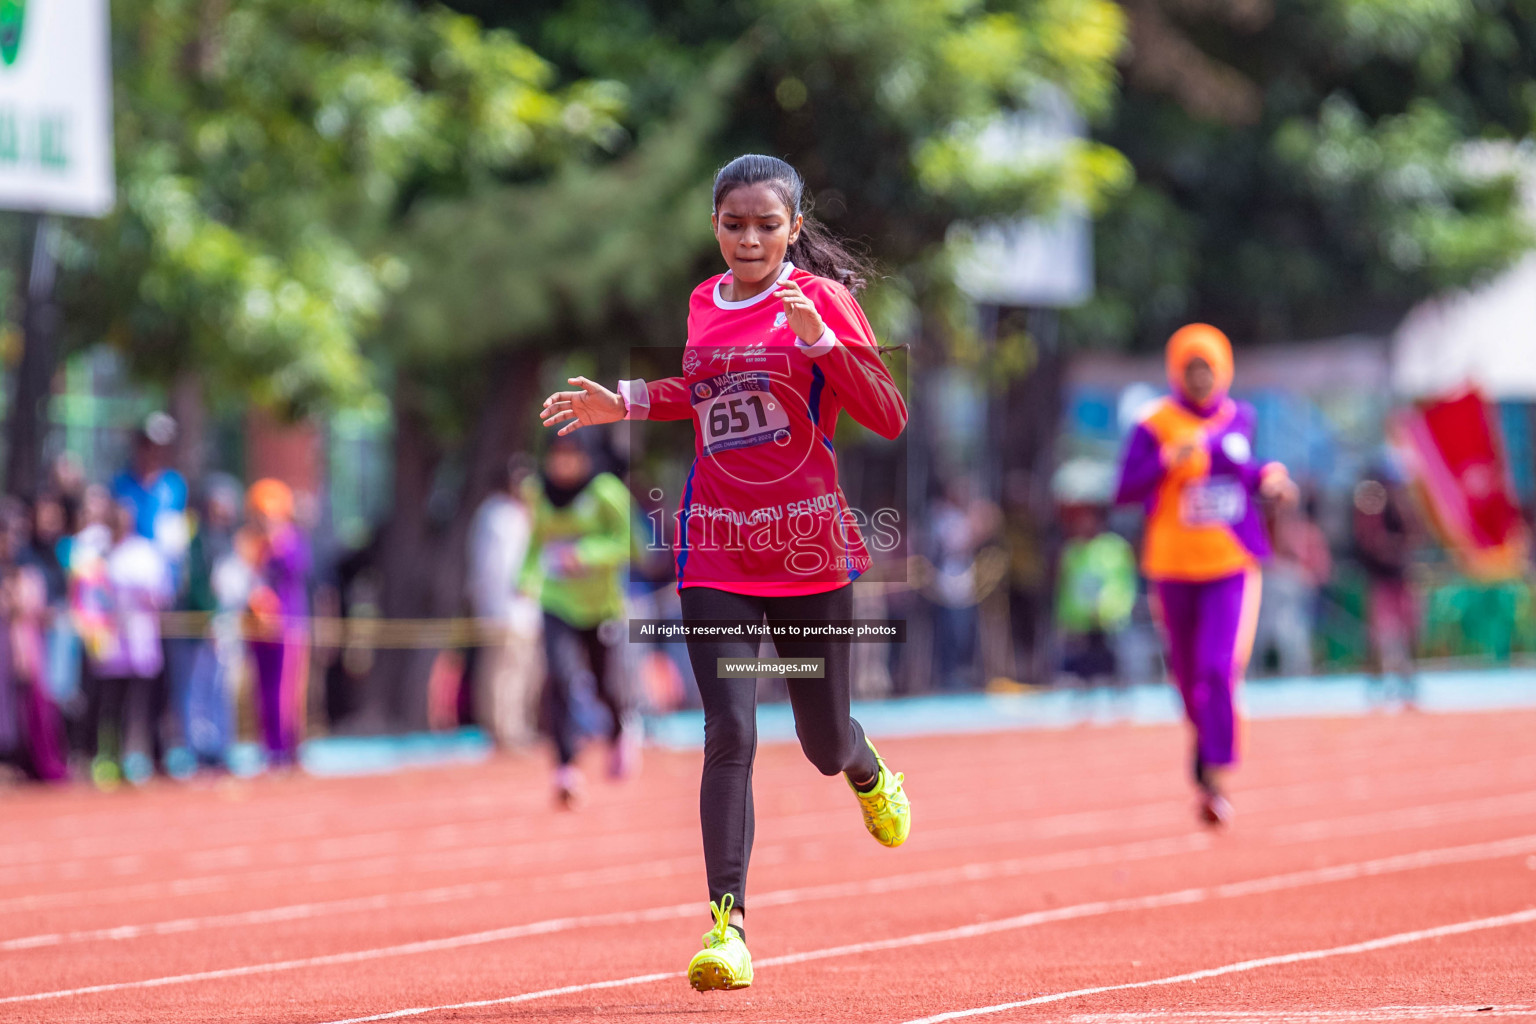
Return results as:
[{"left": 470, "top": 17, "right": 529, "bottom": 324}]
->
[{"left": 111, "top": 413, "right": 189, "bottom": 559}]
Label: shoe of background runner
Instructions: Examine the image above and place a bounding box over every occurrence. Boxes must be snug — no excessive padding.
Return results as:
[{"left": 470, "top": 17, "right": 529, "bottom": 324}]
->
[
  {"left": 608, "top": 720, "right": 642, "bottom": 780},
  {"left": 122, "top": 752, "right": 154, "bottom": 787},
  {"left": 164, "top": 745, "right": 198, "bottom": 781},
  {"left": 850, "top": 739, "right": 910, "bottom": 848},
  {"left": 688, "top": 894, "right": 752, "bottom": 992},
  {"left": 1199, "top": 791, "right": 1232, "bottom": 827},
  {"left": 1192, "top": 748, "right": 1210, "bottom": 791},
  {"left": 91, "top": 756, "right": 121, "bottom": 791},
  {"left": 553, "top": 765, "right": 584, "bottom": 810}
]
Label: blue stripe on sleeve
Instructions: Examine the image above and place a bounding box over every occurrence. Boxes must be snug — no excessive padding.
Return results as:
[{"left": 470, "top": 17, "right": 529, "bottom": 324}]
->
[{"left": 676, "top": 459, "right": 697, "bottom": 584}]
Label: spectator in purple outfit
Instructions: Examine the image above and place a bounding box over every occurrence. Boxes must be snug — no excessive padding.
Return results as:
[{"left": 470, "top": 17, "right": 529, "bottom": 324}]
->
[
  {"left": 8, "top": 558, "right": 68, "bottom": 781},
  {"left": 247, "top": 479, "right": 312, "bottom": 769}
]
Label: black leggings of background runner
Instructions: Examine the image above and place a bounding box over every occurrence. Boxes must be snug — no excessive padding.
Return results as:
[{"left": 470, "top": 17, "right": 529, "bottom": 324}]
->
[
  {"left": 541, "top": 612, "right": 628, "bottom": 766},
  {"left": 680, "top": 584, "right": 879, "bottom": 913}
]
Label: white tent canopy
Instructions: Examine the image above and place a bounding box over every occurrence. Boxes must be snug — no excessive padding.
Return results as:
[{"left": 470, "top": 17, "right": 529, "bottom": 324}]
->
[{"left": 1393, "top": 255, "right": 1536, "bottom": 401}]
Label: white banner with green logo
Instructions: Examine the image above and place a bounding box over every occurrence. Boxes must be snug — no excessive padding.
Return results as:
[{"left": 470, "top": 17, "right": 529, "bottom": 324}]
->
[{"left": 0, "top": 0, "right": 115, "bottom": 216}]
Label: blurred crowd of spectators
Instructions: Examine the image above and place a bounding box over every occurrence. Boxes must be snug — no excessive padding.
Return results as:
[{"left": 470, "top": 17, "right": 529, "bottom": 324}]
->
[
  {"left": 0, "top": 415, "right": 314, "bottom": 786},
  {"left": 0, "top": 410, "right": 1496, "bottom": 790}
]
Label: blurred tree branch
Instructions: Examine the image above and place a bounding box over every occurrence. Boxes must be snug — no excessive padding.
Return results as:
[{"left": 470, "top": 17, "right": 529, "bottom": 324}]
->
[
  {"left": 54, "top": 0, "right": 624, "bottom": 414},
  {"left": 1071, "top": 0, "right": 1536, "bottom": 349},
  {"left": 1120, "top": 0, "right": 1267, "bottom": 124}
]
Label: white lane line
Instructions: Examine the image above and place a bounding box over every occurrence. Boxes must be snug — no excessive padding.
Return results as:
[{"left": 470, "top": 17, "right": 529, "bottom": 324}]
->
[
  {"left": 0, "top": 882, "right": 504, "bottom": 952},
  {"left": 10, "top": 765, "right": 1535, "bottom": 932},
  {"left": 10, "top": 723, "right": 1526, "bottom": 877},
  {"left": 7, "top": 832, "right": 1535, "bottom": 1009},
  {"left": 320, "top": 970, "right": 689, "bottom": 1023},
  {"left": 18, "top": 809, "right": 1528, "bottom": 957},
  {"left": 0, "top": 907, "right": 694, "bottom": 1008},
  {"left": 11, "top": 731, "right": 1532, "bottom": 897},
  {"left": 899, "top": 909, "right": 1536, "bottom": 1024},
  {"left": 0, "top": 833, "right": 1209, "bottom": 952},
  {"left": 13, "top": 759, "right": 1534, "bottom": 919},
  {"left": 9, "top": 743, "right": 1530, "bottom": 891},
  {"left": 912, "top": 774, "right": 1536, "bottom": 859},
  {"left": 1062, "top": 1009, "right": 1536, "bottom": 1023},
  {"left": 0, "top": 728, "right": 1372, "bottom": 866},
  {"left": 299, "top": 833, "right": 1536, "bottom": 1022},
  {"left": 1270, "top": 791, "right": 1536, "bottom": 843},
  {"left": 0, "top": 747, "right": 1143, "bottom": 871},
  {"left": 743, "top": 838, "right": 1536, "bottom": 970},
  {"left": 312, "top": 880, "right": 1536, "bottom": 1024},
  {"left": 0, "top": 812, "right": 710, "bottom": 891},
  {"left": 0, "top": 788, "right": 514, "bottom": 868},
  {"left": 0, "top": 848, "right": 705, "bottom": 918}
]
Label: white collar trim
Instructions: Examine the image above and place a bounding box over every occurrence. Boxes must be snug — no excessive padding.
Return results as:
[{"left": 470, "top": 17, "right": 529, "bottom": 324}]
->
[{"left": 713, "top": 261, "right": 794, "bottom": 310}]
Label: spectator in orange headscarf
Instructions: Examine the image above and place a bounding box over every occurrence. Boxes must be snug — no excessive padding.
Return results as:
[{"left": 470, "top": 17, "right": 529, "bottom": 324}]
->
[{"left": 246, "top": 479, "right": 311, "bottom": 770}]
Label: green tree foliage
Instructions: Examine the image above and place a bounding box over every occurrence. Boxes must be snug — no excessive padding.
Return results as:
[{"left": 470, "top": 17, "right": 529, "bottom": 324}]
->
[
  {"left": 345, "top": 0, "right": 1136, "bottom": 730},
  {"left": 398, "top": 0, "right": 1132, "bottom": 372},
  {"left": 55, "top": 0, "right": 621, "bottom": 411},
  {"left": 1070, "top": 0, "right": 1536, "bottom": 349}
]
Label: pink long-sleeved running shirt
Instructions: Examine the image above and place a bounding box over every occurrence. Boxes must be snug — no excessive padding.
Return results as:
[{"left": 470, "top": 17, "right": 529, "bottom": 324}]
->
[{"left": 620, "top": 263, "right": 907, "bottom": 596}]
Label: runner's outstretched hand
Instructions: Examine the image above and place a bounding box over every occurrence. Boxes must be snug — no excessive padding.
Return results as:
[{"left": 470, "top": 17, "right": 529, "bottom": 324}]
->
[{"left": 540, "top": 377, "right": 625, "bottom": 436}]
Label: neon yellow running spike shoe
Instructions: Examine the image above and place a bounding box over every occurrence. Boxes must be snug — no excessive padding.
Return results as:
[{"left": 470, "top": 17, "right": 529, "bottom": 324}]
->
[
  {"left": 850, "top": 739, "right": 910, "bottom": 848},
  {"left": 688, "top": 894, "right": 753, "bottom": 992}
]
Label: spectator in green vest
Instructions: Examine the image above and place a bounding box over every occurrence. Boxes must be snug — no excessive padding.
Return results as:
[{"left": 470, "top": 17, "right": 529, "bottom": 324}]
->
[{"left": 1055, "top": 502, "right": 1137, "bottom": 691}]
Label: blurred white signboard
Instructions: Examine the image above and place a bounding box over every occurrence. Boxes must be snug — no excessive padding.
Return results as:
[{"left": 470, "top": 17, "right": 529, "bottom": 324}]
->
[
  {"left": 0, "top": 0, "right": 115, "bottom": 216},
  {"left": 952, "top": 89, "right": 1093, "bottom": 308}
]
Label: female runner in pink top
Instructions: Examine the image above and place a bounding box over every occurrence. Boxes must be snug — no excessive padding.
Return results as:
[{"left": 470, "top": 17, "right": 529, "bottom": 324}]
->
[{"left": 539, "top": 154, "right": 911, "bottom": 992}]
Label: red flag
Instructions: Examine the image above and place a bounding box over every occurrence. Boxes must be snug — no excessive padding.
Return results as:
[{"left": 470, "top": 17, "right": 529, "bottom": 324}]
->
[{"left": 1393, "top": 388, "right": 1527, "bottom": 580}]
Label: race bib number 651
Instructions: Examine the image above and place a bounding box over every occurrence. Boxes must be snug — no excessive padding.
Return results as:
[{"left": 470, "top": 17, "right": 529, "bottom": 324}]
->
[{"left": 693, "top": 372, "right": 791, "bottom": 456}]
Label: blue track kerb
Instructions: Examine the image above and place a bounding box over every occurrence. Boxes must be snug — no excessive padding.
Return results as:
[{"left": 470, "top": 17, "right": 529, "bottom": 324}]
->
[{"left": 643, "top": 668, "right": 1536, "bottom": 750}]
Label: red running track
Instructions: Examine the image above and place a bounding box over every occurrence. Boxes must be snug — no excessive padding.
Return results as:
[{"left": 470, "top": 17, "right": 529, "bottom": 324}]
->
[{"left": 2, "top": 710, "right": 1534, "bottom": 1023}]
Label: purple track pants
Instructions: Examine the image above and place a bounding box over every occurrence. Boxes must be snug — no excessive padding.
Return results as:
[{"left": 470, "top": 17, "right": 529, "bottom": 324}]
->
[
  {"left": 252, "top": 629, "right": 308, "bottom": 767},
  {"left": 1152, "top": 568, "right": 1261, "bottom": 769}
]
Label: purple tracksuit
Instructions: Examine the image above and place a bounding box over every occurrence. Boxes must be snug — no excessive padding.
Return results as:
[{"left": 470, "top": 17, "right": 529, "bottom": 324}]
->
[
  {"left": 252, "top": 523, "right": 310, "bottom": 766},
  {"left": 1116, "top": 396, "right": 1274, "bottom": 769}
]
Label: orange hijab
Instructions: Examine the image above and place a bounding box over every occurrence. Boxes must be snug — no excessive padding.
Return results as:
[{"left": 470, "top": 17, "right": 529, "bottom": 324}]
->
[
  {"left": 247, "top": 478, "right": 294, "bottom": 523},
  {"left": 1165, "top": 323, "right": 1234, "bottom": 407}
]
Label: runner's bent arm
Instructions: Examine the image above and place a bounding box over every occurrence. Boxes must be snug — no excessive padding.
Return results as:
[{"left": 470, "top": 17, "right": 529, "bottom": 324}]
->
[
  {"left": 1114, "top": 423, "right": 1167, "bottom": 505},
  {"left": 798, "top": 282, "right": 907, "bottom": 440},
  {"left": 1222, "top": 404, "right": 1291, "bottom": 499}
]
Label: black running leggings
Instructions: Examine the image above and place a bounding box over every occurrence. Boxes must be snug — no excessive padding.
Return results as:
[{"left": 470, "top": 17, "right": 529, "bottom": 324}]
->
[
  {"left": 680, "top": 584, "right": 879, "bottom": 912},
  {"left": 542, "top": 612, "right": 627, "bottom": 766}
]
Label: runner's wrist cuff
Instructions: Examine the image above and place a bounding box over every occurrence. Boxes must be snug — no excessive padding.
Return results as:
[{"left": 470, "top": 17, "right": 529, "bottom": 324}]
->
[
  {"left": 796, "top": 327, "right": 837, "bottom": 358},
  {"left": 618, "top": 379, "right": 650, "bottom": 421}
]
